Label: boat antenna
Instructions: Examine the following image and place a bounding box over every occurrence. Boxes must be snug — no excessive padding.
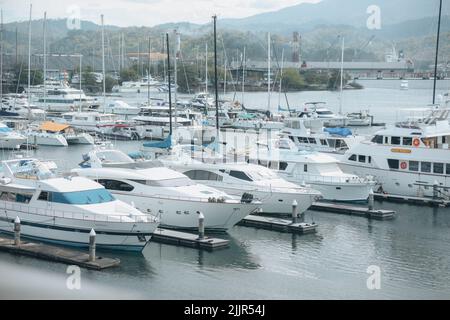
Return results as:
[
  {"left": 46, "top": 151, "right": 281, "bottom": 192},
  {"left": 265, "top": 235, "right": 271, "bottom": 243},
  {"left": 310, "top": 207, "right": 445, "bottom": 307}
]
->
[
  {"left": 213, "top": 15, "right": 219, "bottom": 136},
  {"left": 267, "top": 32, "right": 271, "bottom": 111},
  {"left": 166, "top": 33, "right": 172, "bottom": 136},
  {"left": 432, "top": 0, "right": 442, "bottom": 105}
]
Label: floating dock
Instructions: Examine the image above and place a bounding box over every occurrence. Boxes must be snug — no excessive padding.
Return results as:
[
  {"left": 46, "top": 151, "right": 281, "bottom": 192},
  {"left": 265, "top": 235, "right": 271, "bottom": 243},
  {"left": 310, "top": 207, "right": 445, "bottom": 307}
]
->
[
  {"left": 237, "top": 215, "right": 318, "bottom": 234},
  {"left": 309, "top": 202, "right": 395, "bottom": 220},
  {"left": 0, "top": 236, "right": 120, "bottom": 270},
  {"left": 374, "top": 193, "right": 450, "bottom": 207},
  {"left": 150, "top": 228, "right": 229, "bottom": 251}
]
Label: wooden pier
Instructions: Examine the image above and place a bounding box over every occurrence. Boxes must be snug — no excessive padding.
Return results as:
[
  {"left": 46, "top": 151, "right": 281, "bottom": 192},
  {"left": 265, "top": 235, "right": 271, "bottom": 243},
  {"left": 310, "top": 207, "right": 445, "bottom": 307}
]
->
[
  {"left": 309, "top": 202, "right": 395, "bottom": 220},
  {"left": 237, "top": 215, "right": 318, "bottom": 234},
  {"left": 374, "top": 193, "right": 450, "bottom": 207},
  {"left": 150, "top": 228, "right": 230, "bottom": 251},
  {"left": 0, "top": 236, "right": 120, "bottom": 270}
]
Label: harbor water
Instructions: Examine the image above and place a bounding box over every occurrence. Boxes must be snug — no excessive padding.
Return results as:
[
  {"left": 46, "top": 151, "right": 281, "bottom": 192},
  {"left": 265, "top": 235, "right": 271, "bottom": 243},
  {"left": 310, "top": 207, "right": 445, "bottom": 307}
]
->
[{"left": 0, "top": 80, "right": 450, "bottom": 299}]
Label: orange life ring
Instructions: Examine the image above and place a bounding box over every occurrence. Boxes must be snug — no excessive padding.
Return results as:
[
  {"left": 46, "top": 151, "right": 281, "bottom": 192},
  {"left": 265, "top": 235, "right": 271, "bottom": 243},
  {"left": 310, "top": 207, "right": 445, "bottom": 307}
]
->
[
  {"left": 400, "top": 161, "right": 407, "bottom": 170},
  {"left": 413, "top": 138, "right": 420, "bottom": 147}
]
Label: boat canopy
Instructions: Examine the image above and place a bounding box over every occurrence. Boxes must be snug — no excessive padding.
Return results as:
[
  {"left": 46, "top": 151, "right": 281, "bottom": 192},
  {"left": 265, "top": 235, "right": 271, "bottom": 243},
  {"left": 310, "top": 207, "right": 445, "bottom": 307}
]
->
[
  {"left": 39, "top": 121, "right": 70, "bottom": 133},
  {"left": 143, "top": 135, "right": 172, "bottom": 149},
  {"left": 324, "top": 127, "right": 353, "bottom": 137}
]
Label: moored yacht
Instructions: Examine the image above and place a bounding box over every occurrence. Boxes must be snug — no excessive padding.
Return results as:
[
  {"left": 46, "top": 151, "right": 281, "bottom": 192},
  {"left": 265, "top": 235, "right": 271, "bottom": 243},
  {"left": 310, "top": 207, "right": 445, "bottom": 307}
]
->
[
  {"left": 338, "top": 108, "right": 450, "bottom": 198},
  {"left": 0, "top": 122, "right": 27, "bottom": 150},
  {"left": 0, "top": 158, "right": 159, "bottom": 251},
  {"left": 158, "top": 145, "right": 322, "bottom": 215},
  {"left": 249, "top": 138, "right": 374, "bottom": 202},
  {"left": 73, "top": 147, "right": 260, "bottom": 231},
  {"left": 282, "top": 117, "right": 365, "bottom": 154}
]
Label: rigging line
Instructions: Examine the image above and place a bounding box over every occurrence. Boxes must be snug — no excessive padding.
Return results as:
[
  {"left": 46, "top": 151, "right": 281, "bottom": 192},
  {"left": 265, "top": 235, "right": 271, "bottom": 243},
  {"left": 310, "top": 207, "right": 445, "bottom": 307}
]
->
[
  {"left": 271, "top": 40, "right": 290, "bottom": 109},
  {"left": 219, "top": 34, "right": 237, "bottom": 97},
  {"left": 180, "top": 50, "right": 191, "bottom": 95}
]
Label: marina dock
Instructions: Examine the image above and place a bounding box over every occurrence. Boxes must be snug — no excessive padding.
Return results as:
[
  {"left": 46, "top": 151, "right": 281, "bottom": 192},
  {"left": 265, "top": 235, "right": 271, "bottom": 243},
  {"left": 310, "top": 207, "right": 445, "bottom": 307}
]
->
[
  {"left": 0, "top": 236, "right": 120, "bottom": 270},
  {"left": 238, "top": 215, "right": 318, "bottom": 234},
  {"left": 374, "top": 193, "right": 450, "bottom": 207},
  {"left": 309, "top": 202, "right": 396, "bottom": 220},
  {"left": 150, "top": 228, "right": 230, "bottom": 251}
]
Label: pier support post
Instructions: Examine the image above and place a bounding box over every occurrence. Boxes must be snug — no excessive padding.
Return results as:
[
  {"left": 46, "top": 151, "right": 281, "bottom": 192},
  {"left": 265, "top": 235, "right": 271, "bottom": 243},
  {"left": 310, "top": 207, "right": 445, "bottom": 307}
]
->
[
  {"left": 368, "top": 188, "right": 374, "bottom": 211},
  {"left": 433, "top": 181, "right": 439, "bottom": 199},
  {"left": 292, "top": 200, "right": 298, "bottom": 224},
  {"left": 197, "top": 212, "right": 205, "bottom": 240},
  {"left": 14, "top": 217, "right": 21, "bottom": 246},
  {"left": 89, "top": 229, "right": 96, "bottom": 262}
]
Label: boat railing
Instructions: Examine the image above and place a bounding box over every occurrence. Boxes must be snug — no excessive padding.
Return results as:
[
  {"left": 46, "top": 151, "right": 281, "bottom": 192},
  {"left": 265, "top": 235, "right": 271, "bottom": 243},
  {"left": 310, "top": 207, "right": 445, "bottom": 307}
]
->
[
  {"left": 290, "top": 173, "right": 369, "bottom": 185},
  {"left": 0, "top": 201, "right": 156, "bottom": 223},
  {"left": 149, "top": 193, "right": 240, "bottom": 204}
]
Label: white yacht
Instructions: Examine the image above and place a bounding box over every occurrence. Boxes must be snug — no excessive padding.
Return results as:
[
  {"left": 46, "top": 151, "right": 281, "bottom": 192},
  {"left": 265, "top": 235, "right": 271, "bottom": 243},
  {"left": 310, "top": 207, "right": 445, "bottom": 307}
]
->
[
  {"left": 24, "top": 79, "right": 70, "bottom": 96},
  {"left": 101, "top": 100, "right": 141, "bottom": 116},
  {"left": 73, "top": 147, "right": 260, "bottom": 231},
  {"left": 35, "top": 88, "right": 100, "bottom": 112},
  {"left": 25, "top": 122, "right": 68, "bottom": 147},
  {"left": 0, "top": 122, "right": 27, "bottom": 150},
  {"left": 338, "top": 108, "right": 450, "bottom": 198},
  {"left": 400, "top": 80, "right": 409, "bottom": 90},
  {"left": 345, "top": 110, "right": 372, "bottom": 126},
  {"left": 282, "top": 117, "right": 365, "bottom": 154},
  {"left": 281, "top": 102, "right": 348, "bottom": 127},
  {"left": 0, "top": 158, "right": 159, "bottom": 251},
  {"left": 249, "top": 138, "right": 374, "bottom": 202},
  {"left": 159, "top": 145, "right": 322, "bottom": 215},
  {"left": 112, "top": 80, "right": 167, "bottom": 94},
  {"left": 1, "top": 94, "right": 46, "bottom": 120}
]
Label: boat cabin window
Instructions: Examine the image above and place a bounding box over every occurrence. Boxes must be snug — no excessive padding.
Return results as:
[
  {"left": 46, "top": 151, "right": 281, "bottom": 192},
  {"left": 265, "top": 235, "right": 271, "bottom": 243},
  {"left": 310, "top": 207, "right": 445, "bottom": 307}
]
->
[
  {"left": 279, "top": 162, "right": 288, "bottom": 171},
  {"left": 320, "top": 139, "right": 327, "bottom": 146},
  {"left": 358, "top": 155, "right": 366, "bottom": 163},
  {"left": 50, "top": 189, "right": 115, "bottom": 204},
  {"left": 184, "top": 170, "right": 223, "bottom": 181},
  {"left": 447, "top": 164, "right": 450, "bottom": 175},
  {"left": 391, "top": 136, "right": 401, "bottom": 145},
  {"left": 348, "top": 154, "right": 357, "bottom": 161},
  {"left": 420, "top": 162, "right": 431, "bottom": 173},
  {"left": 433, "top": 163, "right": 444, "bottom": 174},
  {"left": 371, "top": 135, "right": 383, "bottom": 144},
  {"left": 304, "top": 164, "right": 308, "bottom": 172},
  {"left": 384, "top": 137, "right": 389, "bottom": 144},
  {"left": 0, "top": 192, "right": 32, "bottom": 203},
  {"left": 335, "top": 139, "right": 348, "bottom": 149},
  {"left": 368, "top": 156, "right": 372, "bottom": 164},
  {"left": 422, "top": 137, "right": 438, "bottom": 149},
  {"left": 229, "top": 170, "right": 253, "bottom": 182},
  {"left": 308, "top": 138, "right": 316, "bottom": 144},
  {"left": 409, "top": 161, "right": 419, "bottom": 172},
  {"left": 96, "top": 179, "right": 135, "bottom": 192},
  {"left": 387, "top": 159, "right": 399, "bottom": 169},
  {"left": 38, "top": 191, "right": 50, "bottom": 201},
  {"left": 402, "top": 137, "right": 413, "bottom": 146}
]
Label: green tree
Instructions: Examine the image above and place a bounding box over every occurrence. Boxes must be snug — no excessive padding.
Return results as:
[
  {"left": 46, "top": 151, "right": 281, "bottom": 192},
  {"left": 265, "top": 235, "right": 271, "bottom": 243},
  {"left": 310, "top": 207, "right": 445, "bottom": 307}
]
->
[{"left": 282, "top": 69, "right": 306, "bottom": 90}]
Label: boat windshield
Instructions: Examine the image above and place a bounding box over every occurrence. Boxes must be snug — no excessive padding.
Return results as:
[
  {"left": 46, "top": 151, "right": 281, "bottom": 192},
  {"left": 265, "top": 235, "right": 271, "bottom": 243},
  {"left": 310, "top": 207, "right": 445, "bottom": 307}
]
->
[
  {"left": 247, "top": 170, "right": 279, "bottom": 181},
  {"left": 46, "top": 188, "right": 115, "bottom": 205}
]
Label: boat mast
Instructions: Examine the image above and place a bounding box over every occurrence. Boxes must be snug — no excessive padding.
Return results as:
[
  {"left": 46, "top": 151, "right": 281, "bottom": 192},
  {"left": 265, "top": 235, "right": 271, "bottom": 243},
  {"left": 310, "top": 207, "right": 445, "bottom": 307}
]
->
[
  {"left": 278, "top": 48, "right": 284, "bottom": 108},
  {"left": 27, "top": 4, "right": 32, "bottom": 107},
  {"left": 242, "top": 46, "right": 245, "bottom": 107},
  {"left": 174, "top": 30, "right": 180, "bottom": 127},
  {"left": 339, "top": 36, "right": 345, "bottom": 115},
  {"left": 0, "top": 10, "right": 3, "bottom": 109},
  {"left": 166, "top": 33, "right": 172, "bottom": 136},
  {"left": 79, "top": 54, "right": 82, "bottom": 112},
  {"left": 205, "top": 43, "right": 208, "bottom": 94},
  {"left": 43, "top": 12, "right": 47, "bottom": 115},
  {"left": 433, "top": 0, "right": 442, "bottom": 105},
  {"left": 213, "top": 15, "right": 219, "bottom": 135},
  {"left": 147, "top": 36, "right": 151, "bottom": 107},
  {"left": 267, "top": 32, "right": 271, "bottom": 111},
  {"left": 101, "top": 14, "right": 106, "bottom": 107}
]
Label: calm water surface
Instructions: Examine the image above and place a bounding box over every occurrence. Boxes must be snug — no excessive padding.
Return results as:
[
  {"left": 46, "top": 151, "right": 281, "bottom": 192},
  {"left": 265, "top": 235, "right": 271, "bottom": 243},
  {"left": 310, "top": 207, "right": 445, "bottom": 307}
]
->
[{"left": 0, "top": 81, "right": 449, "bottom": 299}]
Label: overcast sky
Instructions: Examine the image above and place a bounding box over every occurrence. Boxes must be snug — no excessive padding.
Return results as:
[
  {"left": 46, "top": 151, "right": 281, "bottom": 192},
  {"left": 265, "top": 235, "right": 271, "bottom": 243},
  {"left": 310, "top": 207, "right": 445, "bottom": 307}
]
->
[{"left": 0, "top": 0, "right": 320, "bottom": 26}]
